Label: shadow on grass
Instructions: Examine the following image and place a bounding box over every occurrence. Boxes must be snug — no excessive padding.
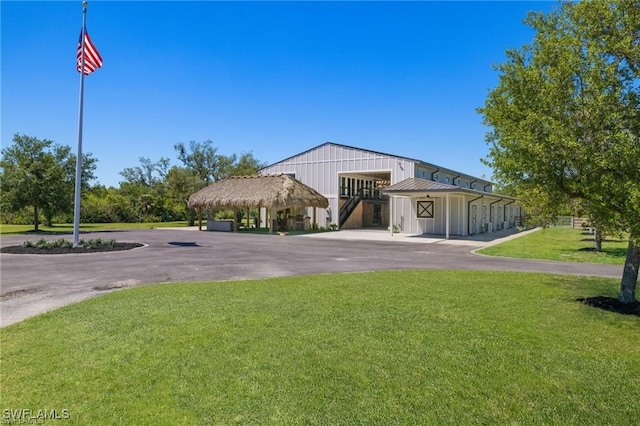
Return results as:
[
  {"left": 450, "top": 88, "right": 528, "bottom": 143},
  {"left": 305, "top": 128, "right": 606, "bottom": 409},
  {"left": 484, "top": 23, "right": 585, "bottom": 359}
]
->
[
  {"left": 577, "top": 247, "right": 628, "bottom": 257},
  {"left": 47, "top": 224, "right": 102, "bottom": 229},
  {"left": 23, "top": 230, "right": 70, "bottom": 235},
  {"left": 23, "top": 229, "right": 123, "bottom": 235},
  {"left": 577, "top": 296, "right": 640, "bottom": 317},
  {"left": 23, "top": 224, "right": 104, "bottom": 232},
  {"left": 580, "top": 238, "right": 626, "bottom": 243}
]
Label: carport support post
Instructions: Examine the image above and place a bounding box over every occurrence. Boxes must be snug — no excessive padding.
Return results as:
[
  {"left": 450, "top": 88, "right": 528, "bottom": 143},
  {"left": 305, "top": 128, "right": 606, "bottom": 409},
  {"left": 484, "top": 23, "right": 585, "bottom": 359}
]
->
[
  {"left": 446, "top": 193, "right": 450, "bottom": 239},
  {"left": 389, "top": 195, "right": 392, "bottom": 235}
]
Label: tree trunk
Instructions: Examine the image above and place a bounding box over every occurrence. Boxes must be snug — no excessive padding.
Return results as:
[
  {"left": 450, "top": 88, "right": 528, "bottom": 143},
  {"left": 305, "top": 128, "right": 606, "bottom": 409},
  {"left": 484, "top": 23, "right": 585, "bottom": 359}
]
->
[
  {"left": 594, "top": 228, "right": 602, "bottom": 251},
  {"left": 45, "top": 212, "right": 53, "bottom": 227},
  {"left": 33, "top": 204, "right": 39, "bottom": 231},
  {"left": 619, "top": 238, "right": 639, "bottom": 304},
  {"left": 188, "top": 207, "right": 196, "bottom": 226}
]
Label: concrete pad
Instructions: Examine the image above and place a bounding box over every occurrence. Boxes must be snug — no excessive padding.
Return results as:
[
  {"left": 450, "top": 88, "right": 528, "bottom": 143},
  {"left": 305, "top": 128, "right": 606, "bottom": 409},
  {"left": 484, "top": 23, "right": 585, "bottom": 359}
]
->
[{"left": 299, "top": 227, "right": 538, "bottom": 247}]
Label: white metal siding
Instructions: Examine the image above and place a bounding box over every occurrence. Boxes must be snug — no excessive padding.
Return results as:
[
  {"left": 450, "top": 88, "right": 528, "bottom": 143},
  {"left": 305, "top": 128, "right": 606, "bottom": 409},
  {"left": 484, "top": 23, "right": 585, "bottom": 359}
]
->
[
  {"left": 404, "top": 196, "right": 464, "bottom": 236},
  {"left": 260, "top": 143, "right": 500, "bottom": 233},
  {"left": 261, "top": 144, "right": 417, "bottom": 227},
  {"left": 450, "top": 196, "right": 463, "bottom": 235}
]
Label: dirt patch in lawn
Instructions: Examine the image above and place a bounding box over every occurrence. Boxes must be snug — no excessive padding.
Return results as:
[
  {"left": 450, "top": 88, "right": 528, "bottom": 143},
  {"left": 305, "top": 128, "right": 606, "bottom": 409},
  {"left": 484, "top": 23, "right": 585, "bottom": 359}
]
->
[{"left": 578, "top": 296, "right": 640, "bottom": 317}]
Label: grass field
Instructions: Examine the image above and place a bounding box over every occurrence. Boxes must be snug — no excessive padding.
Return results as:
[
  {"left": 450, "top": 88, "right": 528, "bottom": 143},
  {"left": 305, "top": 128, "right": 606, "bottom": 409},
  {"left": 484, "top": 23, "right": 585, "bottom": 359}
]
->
[
  {"left": 2, "top": 271, "right": 638, "bottom": 424},
  {"left": 0, "top": 221, "right": 190, "bottom": 235},
  {"left": 478, "top": 227, "right": 628, "bottom": 265}
]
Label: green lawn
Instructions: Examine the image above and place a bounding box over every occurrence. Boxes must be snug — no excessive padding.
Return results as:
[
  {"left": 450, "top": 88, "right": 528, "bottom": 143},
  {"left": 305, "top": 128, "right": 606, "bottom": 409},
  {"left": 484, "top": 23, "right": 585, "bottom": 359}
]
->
[
  {"left": 478, "top": 227, "right": 628, "bottom": 265},
  {"left": 2, "top": 271, "right": 638, "bottom": 424},
  {"left": 0, "top": 221, "right": 190, "bottom": 235}
]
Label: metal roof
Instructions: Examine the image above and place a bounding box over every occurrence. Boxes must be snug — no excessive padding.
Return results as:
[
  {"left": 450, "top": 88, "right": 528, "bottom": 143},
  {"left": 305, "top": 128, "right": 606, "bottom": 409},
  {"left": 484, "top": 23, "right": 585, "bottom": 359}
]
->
[
  {"left": 383, "top": 178, "right": 458, "bottom": 192},
  {"left": 383, "top": 178, "right": 516, "bottom": 200},
  {"left": 260, "top": 142, "right": 492, "bottom": 185}
]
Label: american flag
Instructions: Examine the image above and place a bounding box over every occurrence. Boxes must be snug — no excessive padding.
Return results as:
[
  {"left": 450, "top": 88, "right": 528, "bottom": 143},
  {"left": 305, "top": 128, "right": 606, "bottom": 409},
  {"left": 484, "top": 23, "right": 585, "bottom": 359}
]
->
[{"left": 77, "top": 30, "right": 102, "bottom": 75}]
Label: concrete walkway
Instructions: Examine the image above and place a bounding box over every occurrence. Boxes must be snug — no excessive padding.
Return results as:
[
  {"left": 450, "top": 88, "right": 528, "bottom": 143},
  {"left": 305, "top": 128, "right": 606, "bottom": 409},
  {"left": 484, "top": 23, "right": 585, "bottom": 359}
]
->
[{"left": 297, "top": 227, "right": 540, "bottom": 247}]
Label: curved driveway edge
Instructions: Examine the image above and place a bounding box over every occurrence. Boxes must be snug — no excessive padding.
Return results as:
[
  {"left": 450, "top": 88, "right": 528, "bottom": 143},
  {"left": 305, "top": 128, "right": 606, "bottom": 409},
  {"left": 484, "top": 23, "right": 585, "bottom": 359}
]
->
[{"left": 0, "top": 228, "right": 622, "bottom": 327}]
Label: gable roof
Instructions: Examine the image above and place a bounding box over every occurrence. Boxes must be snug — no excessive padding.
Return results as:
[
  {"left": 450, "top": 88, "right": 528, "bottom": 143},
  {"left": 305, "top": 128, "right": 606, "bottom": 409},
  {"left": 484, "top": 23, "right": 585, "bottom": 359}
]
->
[
  {"left": 261, "top": 141, "right": 423, "bottom": 168},
  {"left": 261, "top": 141, "right": 492, "bottom": 185}
]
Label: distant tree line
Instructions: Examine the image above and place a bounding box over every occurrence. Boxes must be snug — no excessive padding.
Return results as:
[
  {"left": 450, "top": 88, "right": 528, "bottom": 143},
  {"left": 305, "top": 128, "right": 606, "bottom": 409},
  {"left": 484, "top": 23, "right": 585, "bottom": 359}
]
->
[{"left": 1, "top": 134, "right": 265, "bottom": 227}]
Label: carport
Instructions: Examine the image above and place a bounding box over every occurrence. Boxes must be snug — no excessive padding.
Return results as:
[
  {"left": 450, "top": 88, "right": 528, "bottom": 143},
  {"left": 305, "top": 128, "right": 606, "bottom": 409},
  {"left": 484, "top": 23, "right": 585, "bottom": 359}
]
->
[{"left": 383, "top": 178, "right": 518, "bottom": 239}]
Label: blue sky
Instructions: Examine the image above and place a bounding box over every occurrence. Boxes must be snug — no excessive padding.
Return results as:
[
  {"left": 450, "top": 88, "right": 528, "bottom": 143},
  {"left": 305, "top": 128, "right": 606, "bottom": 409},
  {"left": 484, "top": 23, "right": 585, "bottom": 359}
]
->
[{"left": 2, "top": 1, "right": 557, "bottom": 188}]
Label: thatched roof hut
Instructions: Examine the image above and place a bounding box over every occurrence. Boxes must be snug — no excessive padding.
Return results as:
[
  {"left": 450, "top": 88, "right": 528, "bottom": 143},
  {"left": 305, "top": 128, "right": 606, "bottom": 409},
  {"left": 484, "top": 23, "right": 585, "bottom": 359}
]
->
[
  {"left": 189, "top": 174, "right": 329, "bottom": 210},
  {"left": 188, "top": 174, "right": 329, "bottom": 233}
]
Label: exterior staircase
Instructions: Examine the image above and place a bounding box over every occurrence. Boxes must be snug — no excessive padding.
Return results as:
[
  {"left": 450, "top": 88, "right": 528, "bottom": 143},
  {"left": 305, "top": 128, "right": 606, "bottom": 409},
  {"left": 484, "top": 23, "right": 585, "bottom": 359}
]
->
[{"left": 339, "top": 188, "right": 387, "bottom": 228}]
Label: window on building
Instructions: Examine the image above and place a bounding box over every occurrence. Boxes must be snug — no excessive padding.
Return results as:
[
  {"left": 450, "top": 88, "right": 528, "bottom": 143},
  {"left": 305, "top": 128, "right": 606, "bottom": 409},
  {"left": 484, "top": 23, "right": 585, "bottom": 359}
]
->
[{"left": 417, "top": 200, "right": 434, "bottom": 218}]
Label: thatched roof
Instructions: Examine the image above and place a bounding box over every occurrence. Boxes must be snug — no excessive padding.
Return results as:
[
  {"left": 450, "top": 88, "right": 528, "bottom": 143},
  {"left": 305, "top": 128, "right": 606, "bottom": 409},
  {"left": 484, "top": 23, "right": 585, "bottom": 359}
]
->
[{"left": 188, "top": 174, "right": 329, "bottom": 210}]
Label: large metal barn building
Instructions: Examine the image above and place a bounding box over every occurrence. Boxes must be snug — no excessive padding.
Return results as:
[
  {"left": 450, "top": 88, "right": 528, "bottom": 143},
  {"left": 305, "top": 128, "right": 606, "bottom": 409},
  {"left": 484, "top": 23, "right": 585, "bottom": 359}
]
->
[{"left": 259, "top": 142, "right": 521, "bottom": 237}]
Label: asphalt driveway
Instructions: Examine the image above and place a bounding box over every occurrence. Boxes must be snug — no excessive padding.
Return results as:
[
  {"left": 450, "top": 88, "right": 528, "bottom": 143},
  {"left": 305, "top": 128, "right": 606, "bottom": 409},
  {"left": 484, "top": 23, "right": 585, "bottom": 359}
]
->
[{"left": 0, "top": 229, "right": 623, "bottom": 327}]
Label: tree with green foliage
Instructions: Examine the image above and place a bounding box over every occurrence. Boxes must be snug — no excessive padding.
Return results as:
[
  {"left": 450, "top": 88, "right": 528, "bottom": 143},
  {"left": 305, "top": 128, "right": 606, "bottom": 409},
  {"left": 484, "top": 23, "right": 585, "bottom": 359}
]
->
[
  {"left": 120, "top": 157, "right": 170, "bottom": 188},
  {"left": 165, "top": 166, "right": 203, "bottom": 225},
  {"left": 174, "top": 140, "right": 226, "bottom": 184},
  {"left": 0, "top": 134, "right": 97, "bottom": 230},
  {"left": 81, "top": 185, "right": 136, "bottom": 223},
  {"left": 173, "top": 141, "right": 266, "bottom": 224},
  {"left": 230, "top": 151, "right": 267, "bottom": 177},
  {"left": 175, "top": 140, "right": 267, "bottom": 183},
  {"left": 478, "top": 1, "right": 639, "bottom": 303},
  {"left": 119, "top": 157, "right": 171, "bottom": 222}
]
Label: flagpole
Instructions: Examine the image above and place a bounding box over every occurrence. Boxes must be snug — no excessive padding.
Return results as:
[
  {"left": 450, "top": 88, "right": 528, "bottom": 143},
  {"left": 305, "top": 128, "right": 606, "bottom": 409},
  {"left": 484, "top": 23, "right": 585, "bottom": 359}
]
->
[{"left": 72, "top": 1, "right": 88, "bottom": 247}]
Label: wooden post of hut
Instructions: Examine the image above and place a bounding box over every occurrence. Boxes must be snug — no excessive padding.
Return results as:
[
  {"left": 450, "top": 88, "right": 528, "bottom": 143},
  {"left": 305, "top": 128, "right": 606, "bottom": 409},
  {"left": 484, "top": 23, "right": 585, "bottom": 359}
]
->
[
  {"left": 233, "top": 209, "right": 238, "bottom": 232},
  {"left": 197, "top": 208, "right": 203, "bottom": 231},
  {"left": 312, "top": 207, "right": 316, "bottom": 230},
  {"left": 269, "top": 208, "right": 274, "bottom": 234},
  {"left": 258, "top": 205, "right": 262, "bottom": 229}
]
